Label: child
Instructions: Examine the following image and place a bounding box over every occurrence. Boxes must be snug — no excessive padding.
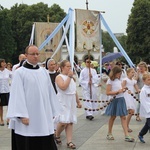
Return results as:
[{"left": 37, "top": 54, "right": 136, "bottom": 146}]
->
[
  {"left": 105, "top": 66, "right": 134, "bottom": 142},
  {"left": 138, "top": 73, "right": 150, "bottom": 143},
  {"left": 100, "top": 73, "right": 110, "bottom": 115},
  {"left": 122, "top": 68, "right": 140, "bottom": 132},
  {"left": 55, "top": 60, "right": 82, "bottom": 149}
]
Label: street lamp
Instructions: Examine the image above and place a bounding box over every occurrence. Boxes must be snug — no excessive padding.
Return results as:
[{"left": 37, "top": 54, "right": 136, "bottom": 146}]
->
[{"left": 86, "top": 0, "right": 89, "bottom": 10}]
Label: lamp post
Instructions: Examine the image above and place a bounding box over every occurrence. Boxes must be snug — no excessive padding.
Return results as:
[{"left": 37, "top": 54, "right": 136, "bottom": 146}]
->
[{"left": 86, "top": 0, "right": 89, "bottom": 10}]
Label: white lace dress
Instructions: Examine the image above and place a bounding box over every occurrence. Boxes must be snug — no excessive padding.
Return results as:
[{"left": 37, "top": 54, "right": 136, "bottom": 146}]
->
[
  {"left": 56, "top": 74, "right": 77, "bottom": 124},
  {"left": 123, "top": 77, "right": 137, "bottom": 110}
]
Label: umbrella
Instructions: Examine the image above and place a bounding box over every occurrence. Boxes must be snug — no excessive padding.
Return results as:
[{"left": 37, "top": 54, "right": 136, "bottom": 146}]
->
[{"left": 102, "top": 52, "right": 123, "bottom": 64}]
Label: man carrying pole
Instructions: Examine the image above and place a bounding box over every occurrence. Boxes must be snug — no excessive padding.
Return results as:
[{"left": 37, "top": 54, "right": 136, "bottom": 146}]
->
[{"left": 79, "top": 53, "right": 100, "bottom": 120}]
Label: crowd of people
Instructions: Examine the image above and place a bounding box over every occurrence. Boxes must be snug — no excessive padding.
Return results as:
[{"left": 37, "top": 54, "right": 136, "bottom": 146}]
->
[{"left": 0, "top": 45, "right": 150, "bottom": 149}]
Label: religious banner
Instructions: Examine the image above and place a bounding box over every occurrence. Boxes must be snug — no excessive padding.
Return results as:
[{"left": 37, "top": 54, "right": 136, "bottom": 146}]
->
[
  {"left": 34, "top": 22, "right": 62, "bottom": 62},
  {"left": 75, "top": 9, "right": 100, "bottom": 52}
]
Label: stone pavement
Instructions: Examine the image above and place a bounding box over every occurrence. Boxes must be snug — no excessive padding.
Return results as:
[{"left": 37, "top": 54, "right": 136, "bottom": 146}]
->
[{"left": 0, "top": 85, "right": 150, "bottom": 150}]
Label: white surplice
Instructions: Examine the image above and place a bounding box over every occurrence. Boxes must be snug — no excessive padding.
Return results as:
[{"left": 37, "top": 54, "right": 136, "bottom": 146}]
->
[
  {"left": 79, "top": 67, "right": 100, "bottom": 116},
  {"left": 7, "top": 66, "right": 61, "bottom": 136}
]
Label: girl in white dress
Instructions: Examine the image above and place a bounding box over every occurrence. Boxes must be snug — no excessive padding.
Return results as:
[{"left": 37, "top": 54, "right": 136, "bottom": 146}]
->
[
  {"left": 122, "top": 68, "right": 140, "bottom": 132},
  {"left": 105, "top": 66, "right": 134, "bottom": 142},
  {"left": 55, "top": 60, "right": 81, "bottom": 149}
]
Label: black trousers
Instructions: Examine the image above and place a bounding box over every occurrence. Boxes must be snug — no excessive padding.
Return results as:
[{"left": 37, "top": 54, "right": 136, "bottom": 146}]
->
[
  {"left": 12, "top": 130, "right": 17, "bottom": 150},
  {"left": 12, "top": 130, "right": 57, "bottom": 150},
  {"left": 139, "top": 118, "right": 150, "bottom": 136}
]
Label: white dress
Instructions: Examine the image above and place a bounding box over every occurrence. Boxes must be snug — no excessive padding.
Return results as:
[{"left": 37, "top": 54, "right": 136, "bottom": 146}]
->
[
  {"left": 123, "top": 77, "right": 137, "bottom": 110},
  {"left": 120, "top": 69, "right": 127, "bottom": 82},
  {"left": 56, "top": 74, "right": 77, "bottom": 124},
  {"left": 100, "top": 74, "right": 110, "bottom": 114}
]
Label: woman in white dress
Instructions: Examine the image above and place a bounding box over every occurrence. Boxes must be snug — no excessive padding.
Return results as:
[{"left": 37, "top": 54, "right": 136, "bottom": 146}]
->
[
  {"left": 55, "top": 60, "right": 81, "bottom": 149},
  {"left": 122, "top": 68, "right": 140, "bottom": 132},
  {"left": 0, "top": 59, "right": 12, "bottom": 126}
]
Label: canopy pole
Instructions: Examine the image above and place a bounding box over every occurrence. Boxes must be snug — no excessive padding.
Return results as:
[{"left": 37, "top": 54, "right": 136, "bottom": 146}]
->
[{"left": 88, "top": 50, "right": 92, "bottom": 99}]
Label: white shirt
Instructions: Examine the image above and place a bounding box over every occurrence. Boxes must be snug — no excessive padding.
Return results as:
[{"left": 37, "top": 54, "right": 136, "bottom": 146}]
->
[
  {"left": 140, "top": 85, "right": 150, "bottom": 118},
  {"left": 0, "top": 68, "right": 12, "bottom": 93},
  {"left": 107, "top": 78, "right": 124, "bottom": 98},
  {"left": 12, "top": 63, "right": 20, "bottom": 74}
]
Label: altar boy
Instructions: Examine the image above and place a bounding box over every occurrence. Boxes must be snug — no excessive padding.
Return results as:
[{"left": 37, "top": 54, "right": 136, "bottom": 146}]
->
[{"left": 138, "top": 73, "right": 150, "bottom": 143}]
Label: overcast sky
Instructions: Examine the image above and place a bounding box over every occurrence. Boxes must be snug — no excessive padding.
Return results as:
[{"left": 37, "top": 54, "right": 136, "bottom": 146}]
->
[{"left": 0, "top": 0, "right": 134, "bottom": 33}]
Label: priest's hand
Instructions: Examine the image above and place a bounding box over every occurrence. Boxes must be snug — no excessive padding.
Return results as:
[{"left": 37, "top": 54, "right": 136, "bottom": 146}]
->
[
  {"left": 88, "top": 80, "right": 92, "bottom": 85},
  {"left": 21, "top": 118, "right": 29, "bottom": 125}
]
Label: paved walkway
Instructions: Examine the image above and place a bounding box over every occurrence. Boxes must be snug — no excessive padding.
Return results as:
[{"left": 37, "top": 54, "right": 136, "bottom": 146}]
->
[{"left": 0, "top": 86, "right": 150, "bottom": 150}]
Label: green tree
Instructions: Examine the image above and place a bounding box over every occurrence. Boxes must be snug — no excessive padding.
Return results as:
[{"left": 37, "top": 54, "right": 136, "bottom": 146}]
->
[
  {"left": 0, "top": 8, "right": 15, "bottom": 62},
  {"left": 49, "top": 4, "right": 66, "bottom": 22},
  {"left": 126, "top": 0, "right": 150, "bottom": 64},
  {"left": 102, "top": 31, "right": 115, "bottom": 53},
  {"left": 0, "top": 3, "right": 66, "bottom": 64},
  {"left": 117, "top": 35, "right": 127, "bottom": 51}
]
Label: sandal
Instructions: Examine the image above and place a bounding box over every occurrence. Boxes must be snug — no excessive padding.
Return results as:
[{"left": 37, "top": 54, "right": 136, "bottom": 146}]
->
[
  {"left": 55, "top": 136, "right": 62, "bottom": 145},
  {"left": 125, "top": 136, "right": 135, "bottom": 142},
  {"left": 0, "top": 121, "right": 4, "bottom": 126},
  {"left": 136, "top": 116, "right": 142, "bottom": 122},
  {"left": 106, "top": 134, "right": 114, "bottom": 140},
  {"left": 0, "top": 123, "right": 4, "bottom": 126},
  {"left": 128, "top": 128, "right": 133, "bottom": 133},
  {"left": 67, "top": 142, "right": 76, "bottom": 149}
]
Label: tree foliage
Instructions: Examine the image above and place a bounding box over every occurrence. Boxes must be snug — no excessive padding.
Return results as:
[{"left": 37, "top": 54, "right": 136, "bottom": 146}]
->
[
  {"left": 0, "top": 3, "right": 66, "bottom": 64},
  {"left": 126, "top": 0, "right": 150, "bottom": 64},
  {"left": 0, "top": 2, "right": 135, "bottom": 65},
  {"left": 0, "top": 8, "right": 15, "bottom": 62},
  {"left": 102, "top": 31, "right": 127, "bottom": 55},
  {"left": 117, "top": 35, "right": 127, "bottom": 51},
  {"left": 102, "top": 31, "right": 115, "bottom": 53}
]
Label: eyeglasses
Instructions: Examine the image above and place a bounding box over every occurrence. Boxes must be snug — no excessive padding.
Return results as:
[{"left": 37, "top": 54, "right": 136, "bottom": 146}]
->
[
  {"left": 86, "top": 61, "right": 91, "bottom": 63},
  {"left": 27, "top": 53, "right": 39, "bottom": 56}
]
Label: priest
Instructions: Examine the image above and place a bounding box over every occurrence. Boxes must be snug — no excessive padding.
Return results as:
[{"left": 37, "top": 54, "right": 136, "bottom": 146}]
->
[{"left": 7, "top": 45, "right": 61, "bottom": 150}]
